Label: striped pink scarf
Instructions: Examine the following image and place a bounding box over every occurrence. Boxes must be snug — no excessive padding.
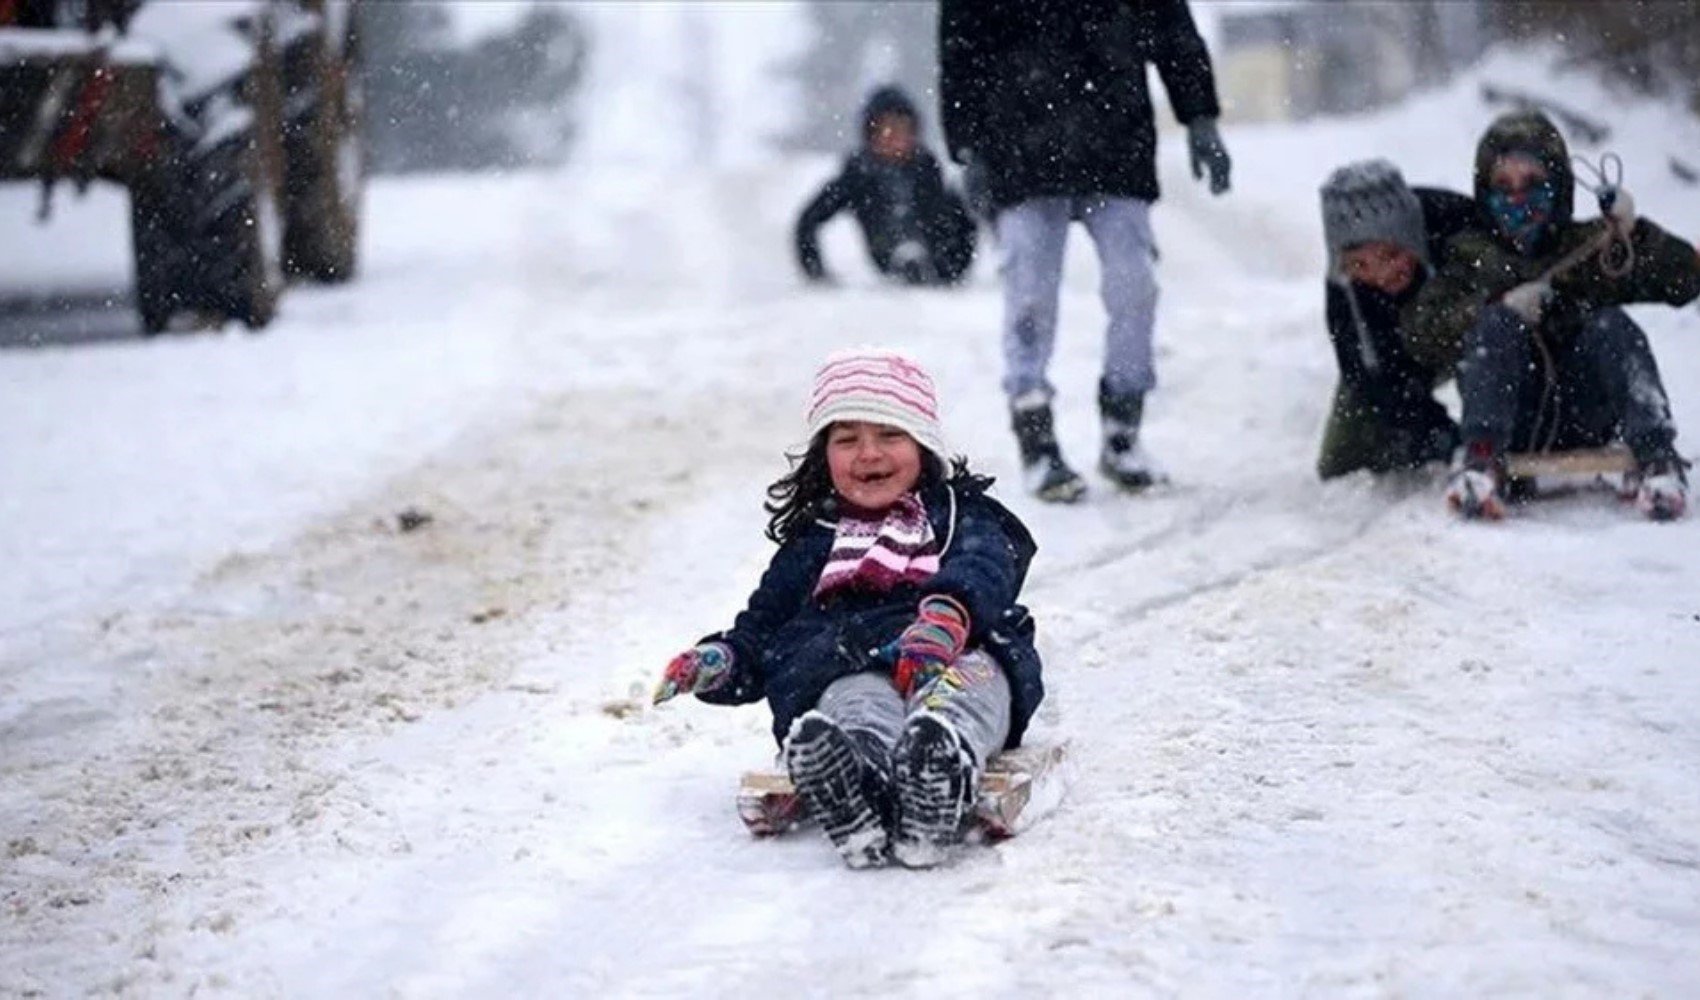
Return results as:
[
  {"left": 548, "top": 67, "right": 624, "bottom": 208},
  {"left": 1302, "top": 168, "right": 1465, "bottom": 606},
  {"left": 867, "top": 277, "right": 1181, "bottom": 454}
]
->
[{"left": 814, "top": 492, "right": 939, "bottom": 600}]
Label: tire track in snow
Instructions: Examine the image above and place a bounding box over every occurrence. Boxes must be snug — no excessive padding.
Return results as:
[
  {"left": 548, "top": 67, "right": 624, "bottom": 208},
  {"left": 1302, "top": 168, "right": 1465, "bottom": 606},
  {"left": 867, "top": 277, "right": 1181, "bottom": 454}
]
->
[
  {"left": 1051, "top": 483, "right": 1411, "bottom": 646},
  {"left": 0, "top": 368, "right": 793, "bottom": 994}
]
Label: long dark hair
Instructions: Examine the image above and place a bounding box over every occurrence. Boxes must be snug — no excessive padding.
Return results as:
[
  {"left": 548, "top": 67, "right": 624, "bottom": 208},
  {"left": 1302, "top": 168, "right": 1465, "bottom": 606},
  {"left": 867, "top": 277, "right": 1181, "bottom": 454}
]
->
[{"left": 764, "top": 431, "right": 984, "bottom": 544}]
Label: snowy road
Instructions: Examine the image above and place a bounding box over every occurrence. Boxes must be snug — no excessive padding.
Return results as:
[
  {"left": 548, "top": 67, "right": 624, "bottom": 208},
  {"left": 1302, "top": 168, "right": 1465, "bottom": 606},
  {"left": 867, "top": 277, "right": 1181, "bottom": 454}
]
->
[{"left": 5, "top": 56, "right": 1700, "bottom": 997}]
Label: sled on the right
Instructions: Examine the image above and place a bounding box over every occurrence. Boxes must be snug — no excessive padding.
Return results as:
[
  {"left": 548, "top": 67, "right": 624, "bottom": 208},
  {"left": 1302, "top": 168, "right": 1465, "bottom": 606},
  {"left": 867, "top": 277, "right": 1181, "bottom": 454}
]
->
[
  {"left": 1502, "top": 445, "right": 1687, "bottom": 521},
  {"left": 1504, "top": 445, "right": 1636, "bottom": 482}
]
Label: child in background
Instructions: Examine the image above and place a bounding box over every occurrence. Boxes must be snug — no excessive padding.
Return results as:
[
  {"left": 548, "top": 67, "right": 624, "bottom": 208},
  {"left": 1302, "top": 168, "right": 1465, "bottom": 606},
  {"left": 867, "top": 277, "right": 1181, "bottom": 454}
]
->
[
  {"left": 794, "top": 87, "right": 977, "bottom": 287},
  {"left": 653, "top": 350, "right": 1044, "bottom": 869}
]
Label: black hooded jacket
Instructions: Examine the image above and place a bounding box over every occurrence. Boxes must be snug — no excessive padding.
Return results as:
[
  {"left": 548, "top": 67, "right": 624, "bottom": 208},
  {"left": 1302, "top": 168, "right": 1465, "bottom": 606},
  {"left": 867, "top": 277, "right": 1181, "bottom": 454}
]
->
[
  {"left": 938, "top": 0, "right": 1220, "bottom": 208},
  {"left": 794, "top": 87, "right": 971, "bottom": 281}
]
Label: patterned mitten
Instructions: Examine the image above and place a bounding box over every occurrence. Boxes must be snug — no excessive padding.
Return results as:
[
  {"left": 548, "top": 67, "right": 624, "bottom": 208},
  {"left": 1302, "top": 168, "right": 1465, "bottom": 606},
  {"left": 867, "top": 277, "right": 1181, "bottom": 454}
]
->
[
  {"left": 653, "top": 642, "right": 734, "bottom": 705},
  {"left": 891, "top": 596, "right": 970, "bottom": 697}
]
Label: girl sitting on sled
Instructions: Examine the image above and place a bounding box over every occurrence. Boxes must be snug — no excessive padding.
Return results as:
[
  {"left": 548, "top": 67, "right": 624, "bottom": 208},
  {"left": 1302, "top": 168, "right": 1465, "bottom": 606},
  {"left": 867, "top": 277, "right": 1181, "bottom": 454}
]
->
[{"left": 653, "top": 349, "right": 1044, "bottom": 869}]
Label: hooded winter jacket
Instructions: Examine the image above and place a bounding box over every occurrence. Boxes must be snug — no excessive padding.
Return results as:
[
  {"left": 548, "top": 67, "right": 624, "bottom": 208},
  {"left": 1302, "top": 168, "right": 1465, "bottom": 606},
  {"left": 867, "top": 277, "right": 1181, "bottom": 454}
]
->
[
  {"left": 794, "top": 87, "right": 975, "bottom": 283},
  {"left": 696, "top": 476, "right": 1044, "bottom": 751},
  {"left": 1404, "top": 111, "right": 1700, "bottom": 375},
  {"left": 938, "top": 0, "right": 1220, "bottom": 209}
]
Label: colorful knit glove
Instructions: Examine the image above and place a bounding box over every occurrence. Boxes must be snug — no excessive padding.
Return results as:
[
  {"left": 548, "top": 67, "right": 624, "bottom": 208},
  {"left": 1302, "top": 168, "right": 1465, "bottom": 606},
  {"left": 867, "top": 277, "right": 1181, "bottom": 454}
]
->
[
  {"left": 890, "top": 595, "right": 970, "bottom": 697},
  {"left": 653, "top": 642, "right": 734, "bottom": 705}
]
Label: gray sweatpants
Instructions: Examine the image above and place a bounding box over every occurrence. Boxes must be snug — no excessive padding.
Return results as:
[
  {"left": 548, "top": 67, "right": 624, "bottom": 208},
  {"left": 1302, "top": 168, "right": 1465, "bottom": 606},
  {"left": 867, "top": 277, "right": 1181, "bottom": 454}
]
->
[
  {"left": 998, "top": 196, "right": 1160, "bottom": 402},
  {"left": 815, "top": 651, "right": 1012, "bottom": 768}
]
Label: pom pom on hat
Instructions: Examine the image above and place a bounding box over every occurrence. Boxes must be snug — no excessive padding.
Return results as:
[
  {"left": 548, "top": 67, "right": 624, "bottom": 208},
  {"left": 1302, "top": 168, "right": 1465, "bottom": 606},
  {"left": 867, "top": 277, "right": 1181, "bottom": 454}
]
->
[{"left": 806, "top": 349, "right": 947, "bottom": 459}]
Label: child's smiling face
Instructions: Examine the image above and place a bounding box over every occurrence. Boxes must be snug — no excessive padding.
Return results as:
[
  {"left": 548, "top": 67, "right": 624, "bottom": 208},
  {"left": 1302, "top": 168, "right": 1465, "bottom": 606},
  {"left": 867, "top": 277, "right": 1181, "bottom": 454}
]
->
[{"left": 825, "top": 421, "right": 923, "bottom": 512}]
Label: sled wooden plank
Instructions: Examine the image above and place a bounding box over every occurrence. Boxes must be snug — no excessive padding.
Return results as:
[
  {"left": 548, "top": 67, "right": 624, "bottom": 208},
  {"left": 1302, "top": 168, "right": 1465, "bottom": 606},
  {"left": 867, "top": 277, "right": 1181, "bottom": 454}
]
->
[
  {"left": 736, "top": 771, "right": 804, "bottom": 837},
  {"left": 1504, "top": 446, "right": 1634, "bottom": 479},
  {"left": 737, "top": 741, "right": 1067, "bottom": 839},
  {"left": 973, "top": 741, "right": 1067, "bottom": 840}
]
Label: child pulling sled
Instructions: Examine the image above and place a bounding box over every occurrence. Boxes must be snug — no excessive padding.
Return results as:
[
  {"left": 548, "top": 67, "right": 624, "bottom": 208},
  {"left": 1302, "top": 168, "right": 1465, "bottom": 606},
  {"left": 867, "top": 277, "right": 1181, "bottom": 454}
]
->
[{"left": 653, "top": 350, "right": 1045, "bottom": 869}]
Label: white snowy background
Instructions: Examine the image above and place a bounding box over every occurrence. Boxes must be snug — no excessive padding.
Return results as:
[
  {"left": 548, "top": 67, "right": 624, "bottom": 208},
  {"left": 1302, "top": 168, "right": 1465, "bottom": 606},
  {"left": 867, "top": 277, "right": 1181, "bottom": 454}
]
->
[{"left": 3, "top": 4, "right": 1700, "bottom": 997}]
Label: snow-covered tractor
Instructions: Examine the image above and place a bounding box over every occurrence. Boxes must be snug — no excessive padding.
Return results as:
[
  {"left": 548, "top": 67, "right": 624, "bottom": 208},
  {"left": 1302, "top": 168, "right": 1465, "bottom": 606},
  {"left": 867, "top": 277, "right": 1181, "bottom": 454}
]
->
[{"left": 0, "top": 0, "right": 362, "bottom": 333}]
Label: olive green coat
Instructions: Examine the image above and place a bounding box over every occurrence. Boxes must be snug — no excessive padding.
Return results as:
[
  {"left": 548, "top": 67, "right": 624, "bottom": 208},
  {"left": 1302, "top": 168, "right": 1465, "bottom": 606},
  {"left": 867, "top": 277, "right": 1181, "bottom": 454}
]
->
[{"left": 1403, "top": 111, "right": 1700, "bottom": 376}]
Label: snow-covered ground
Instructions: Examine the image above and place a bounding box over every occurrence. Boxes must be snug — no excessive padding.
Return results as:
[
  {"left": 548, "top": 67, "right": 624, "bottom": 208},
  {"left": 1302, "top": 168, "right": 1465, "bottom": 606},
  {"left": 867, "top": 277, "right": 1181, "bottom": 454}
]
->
[{"left": 4, "top": 36, "right": 1700, "bottom": 997}]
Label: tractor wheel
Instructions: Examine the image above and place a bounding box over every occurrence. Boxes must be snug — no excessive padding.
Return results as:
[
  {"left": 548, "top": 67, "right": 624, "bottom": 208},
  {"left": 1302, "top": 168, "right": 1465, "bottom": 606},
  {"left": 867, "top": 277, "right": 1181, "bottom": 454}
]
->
[
  {"left": 281, "top": 10, "right": 362, "bottom": 282},
  {"left": 182, "top": 52, "right": 287, "bottom": 330},
  {"left": 130, "top": 170, "right": 189, "bottom": 335},
  {"left": 191, "top": 122, "right": 285, "bottom": 328}
]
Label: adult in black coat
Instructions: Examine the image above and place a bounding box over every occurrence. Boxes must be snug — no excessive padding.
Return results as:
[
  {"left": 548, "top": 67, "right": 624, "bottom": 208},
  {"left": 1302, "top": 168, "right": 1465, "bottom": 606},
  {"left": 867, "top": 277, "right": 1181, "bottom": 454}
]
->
[
  {"left": 1316, "top": 160, "right": 1479, "bottom": 478},
  {"left": 794, "top": 87, "right": 976, "bottom": 286},
  {"left": 939, "top": 0, "right": 1225, "bottom": 209},
  {"left": 937, "top": 0, "right": 1232, "bottom": 502}
]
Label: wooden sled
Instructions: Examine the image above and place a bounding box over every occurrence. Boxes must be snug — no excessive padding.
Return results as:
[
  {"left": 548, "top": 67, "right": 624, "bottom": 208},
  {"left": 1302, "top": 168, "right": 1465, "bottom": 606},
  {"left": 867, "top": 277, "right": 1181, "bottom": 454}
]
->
[
  {"left": 1504, "top": 445, "right": 1635, "bottom": 482},
  {"left": 737, "top": 741, "right": 1068, "bottom": 841}
]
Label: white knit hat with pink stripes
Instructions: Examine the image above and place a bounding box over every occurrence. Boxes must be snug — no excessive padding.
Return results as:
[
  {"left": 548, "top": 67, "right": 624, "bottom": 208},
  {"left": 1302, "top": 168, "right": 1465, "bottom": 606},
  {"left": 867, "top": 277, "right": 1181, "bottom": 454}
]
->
[{"left": 806, "top": 348, "right": 947, "bottom": 459}]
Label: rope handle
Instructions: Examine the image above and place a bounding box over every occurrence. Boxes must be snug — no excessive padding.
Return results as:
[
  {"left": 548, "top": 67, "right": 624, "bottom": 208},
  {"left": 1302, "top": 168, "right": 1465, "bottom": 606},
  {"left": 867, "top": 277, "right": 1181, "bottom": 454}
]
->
[{"left": 1570, "top": 151, "right": 1635, "bottom": 279}]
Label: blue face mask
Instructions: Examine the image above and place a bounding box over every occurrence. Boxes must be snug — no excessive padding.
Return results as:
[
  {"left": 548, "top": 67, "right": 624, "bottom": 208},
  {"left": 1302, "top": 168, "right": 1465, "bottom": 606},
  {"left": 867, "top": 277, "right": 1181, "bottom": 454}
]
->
[{"left": 1486, "top": 183, "right": 1557, "bottom": 254}]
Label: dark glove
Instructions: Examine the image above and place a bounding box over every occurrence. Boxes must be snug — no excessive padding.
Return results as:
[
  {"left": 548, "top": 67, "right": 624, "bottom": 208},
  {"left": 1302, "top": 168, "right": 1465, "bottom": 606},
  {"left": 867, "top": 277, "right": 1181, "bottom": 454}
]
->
[
  {"left": 652, "top": 641, "right": 734, "bottom": 705},
  {"left": 1187, "top": 118, "right": 1231, "bottom": 195},
  {"left": 886, "top": 595, "right": 970, "bottom": 697},
  {"left": 799, "top": 252, "right": 831, "bottom": 284}
]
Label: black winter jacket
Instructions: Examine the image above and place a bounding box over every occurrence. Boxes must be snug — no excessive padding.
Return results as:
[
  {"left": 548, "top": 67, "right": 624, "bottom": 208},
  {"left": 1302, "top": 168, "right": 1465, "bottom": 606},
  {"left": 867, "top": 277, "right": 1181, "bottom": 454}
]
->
[
  {"left": 795, "top": 87, "right": 971, "bottom": 281},
  {"left": 1325, "top": 187, "right": 1479, "bottom": 433},
  {"left": 697, "top": 477, "right": 1045, "bottom": 750},
  {"left": 794, "top": 148, "right": 970, "bottom": 280},
  {"left": 938, "top": 0, "right": 1220, "bottom": 208}
]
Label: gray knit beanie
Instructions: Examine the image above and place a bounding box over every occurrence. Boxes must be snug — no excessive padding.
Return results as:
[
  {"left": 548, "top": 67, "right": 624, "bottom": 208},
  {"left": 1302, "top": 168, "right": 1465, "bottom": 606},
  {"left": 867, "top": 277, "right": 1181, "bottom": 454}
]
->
[{"left": 1320, "top": 159, "right": 1430, "bottom": 282}]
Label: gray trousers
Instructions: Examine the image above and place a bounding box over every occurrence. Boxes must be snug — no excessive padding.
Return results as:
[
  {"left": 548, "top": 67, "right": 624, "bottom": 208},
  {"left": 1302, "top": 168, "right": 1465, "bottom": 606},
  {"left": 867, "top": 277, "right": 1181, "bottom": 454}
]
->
[
  {"left": 1458, "top": 304, "right": 1676, "bottom": 458},
  {"left": 815, "top": 651, "right": 1012, "bottom": 768},
  {"left": 998, "top": 196, "right": 1159, "bottom": 402}
]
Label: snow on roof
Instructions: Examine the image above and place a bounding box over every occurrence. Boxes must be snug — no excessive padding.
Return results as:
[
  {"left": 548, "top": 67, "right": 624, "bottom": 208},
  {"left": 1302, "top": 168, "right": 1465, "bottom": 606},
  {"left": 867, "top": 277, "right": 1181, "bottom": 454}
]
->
[
  {"left": 126, "top": 0, "right": 264, "bottom": 101},
  {"left": 444, "top": 0, "right": 533, "bottom": 46},
  {"left": 0, "top": 26, "right": 158, "bottom": 65}
]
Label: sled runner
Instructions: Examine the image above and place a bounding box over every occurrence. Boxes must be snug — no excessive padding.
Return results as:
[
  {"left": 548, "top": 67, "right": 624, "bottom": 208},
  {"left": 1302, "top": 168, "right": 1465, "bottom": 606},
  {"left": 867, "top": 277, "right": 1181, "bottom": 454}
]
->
[{"left": 737, "top": 741, "right": 1067, "bottom": 840}]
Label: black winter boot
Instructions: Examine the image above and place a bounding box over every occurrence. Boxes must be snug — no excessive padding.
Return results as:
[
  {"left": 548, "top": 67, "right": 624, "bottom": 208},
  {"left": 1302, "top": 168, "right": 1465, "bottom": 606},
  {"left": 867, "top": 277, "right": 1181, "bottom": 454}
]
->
[
  {"left": 1098, "top": 380, "right": 1166, "bottom": 490},
  {"left": 891, "top": 713, "right": 980, "bottom": 869},
  {"left": 784, "top": 712, "right": 891, "bottom": 869},
  {"left": 1011, "top": 395, "right": 1086, "bottom": 503}
]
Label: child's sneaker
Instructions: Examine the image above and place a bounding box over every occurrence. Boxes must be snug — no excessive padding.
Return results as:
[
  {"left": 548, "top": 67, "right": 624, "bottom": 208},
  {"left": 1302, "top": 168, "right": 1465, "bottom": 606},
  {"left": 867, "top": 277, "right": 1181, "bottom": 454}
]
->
[
  {"left": 1445, "top": 440, "right": 1507, "bottom": 521},
  {"left": 890, "top": 713, "right": 979, "bottom": 869},
  {"left": 784, "top": 712, "right": 890, "bottom": 869},
  {"left": 1627, "top": 454, "right": 1689, "bottom": 521}
]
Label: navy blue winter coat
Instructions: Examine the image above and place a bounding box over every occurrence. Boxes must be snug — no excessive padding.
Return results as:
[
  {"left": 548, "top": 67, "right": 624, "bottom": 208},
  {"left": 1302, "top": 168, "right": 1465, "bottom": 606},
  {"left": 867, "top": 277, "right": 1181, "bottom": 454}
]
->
[{"left": 697, "top": 476, "right": 1044, "bottom": 750}]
